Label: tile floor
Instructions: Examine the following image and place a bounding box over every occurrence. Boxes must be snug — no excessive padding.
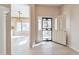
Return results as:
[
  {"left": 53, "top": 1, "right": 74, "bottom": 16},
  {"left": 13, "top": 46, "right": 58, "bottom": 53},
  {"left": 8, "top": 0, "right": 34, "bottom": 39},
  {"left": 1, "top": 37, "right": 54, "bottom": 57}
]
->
[{"left": 11, "top": 35, "right": 79, "bottom": 55}]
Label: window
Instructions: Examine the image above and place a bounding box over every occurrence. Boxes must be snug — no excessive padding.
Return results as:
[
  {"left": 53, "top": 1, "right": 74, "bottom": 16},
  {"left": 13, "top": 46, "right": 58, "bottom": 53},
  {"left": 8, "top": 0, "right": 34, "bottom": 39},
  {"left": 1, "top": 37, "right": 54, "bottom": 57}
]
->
[
  {"left": 17, "top": 22, "right": 21, "bottom": 32},
  {"left": 16, "top": 22, "right": 30, "bottom": 32}
]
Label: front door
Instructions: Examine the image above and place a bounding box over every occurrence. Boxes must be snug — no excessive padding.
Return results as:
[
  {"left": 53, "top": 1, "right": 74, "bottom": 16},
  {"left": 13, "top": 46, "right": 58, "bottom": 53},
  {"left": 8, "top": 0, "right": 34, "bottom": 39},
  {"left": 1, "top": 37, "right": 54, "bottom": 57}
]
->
[{"left": 42, "top": 17, "right": 52, "bottom": 41}]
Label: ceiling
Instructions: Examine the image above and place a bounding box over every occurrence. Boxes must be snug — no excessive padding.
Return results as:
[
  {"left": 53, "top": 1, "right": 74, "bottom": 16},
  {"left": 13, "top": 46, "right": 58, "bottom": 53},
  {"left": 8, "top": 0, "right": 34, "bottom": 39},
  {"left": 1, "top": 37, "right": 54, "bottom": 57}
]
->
[
  {"left": 0, "top": 4, "right": 63, "bottom": 8},
  {"left": 37, "top": 4, "right": 63, "bottom": 6}
]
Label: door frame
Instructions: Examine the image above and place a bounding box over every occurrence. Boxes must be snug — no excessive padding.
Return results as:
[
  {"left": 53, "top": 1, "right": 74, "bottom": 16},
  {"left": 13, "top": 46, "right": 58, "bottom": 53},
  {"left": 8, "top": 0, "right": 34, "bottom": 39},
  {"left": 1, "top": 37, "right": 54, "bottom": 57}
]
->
[
  {"left": 42, "top": 17, "right": 53, "bottom": 41},
  {"left": 37, "top": 16, "right": 53, "bottom": 43},
  {"left": 0, "top": 5, "right": 9, "bottom": 55}
]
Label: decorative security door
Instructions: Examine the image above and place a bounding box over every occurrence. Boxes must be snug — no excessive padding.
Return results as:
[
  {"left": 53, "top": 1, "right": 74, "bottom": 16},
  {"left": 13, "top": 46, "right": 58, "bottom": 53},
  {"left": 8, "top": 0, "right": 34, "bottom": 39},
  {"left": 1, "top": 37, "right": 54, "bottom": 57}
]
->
[{"left": 42, "top": 17, "right": 52, "bottom": 41}]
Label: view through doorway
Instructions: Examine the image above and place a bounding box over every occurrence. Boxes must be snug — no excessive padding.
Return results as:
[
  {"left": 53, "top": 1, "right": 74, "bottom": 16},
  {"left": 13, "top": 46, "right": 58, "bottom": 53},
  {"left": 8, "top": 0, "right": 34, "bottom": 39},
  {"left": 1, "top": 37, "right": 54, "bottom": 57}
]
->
[
  {"left": 11, "top": 4, "right": 31, "bottom": 54},
  {"left": 38, "top": 16, "right": 53, "bottom": 42},
  {"left": 42, "top": 17, "right": 52, "bottom": 41}
]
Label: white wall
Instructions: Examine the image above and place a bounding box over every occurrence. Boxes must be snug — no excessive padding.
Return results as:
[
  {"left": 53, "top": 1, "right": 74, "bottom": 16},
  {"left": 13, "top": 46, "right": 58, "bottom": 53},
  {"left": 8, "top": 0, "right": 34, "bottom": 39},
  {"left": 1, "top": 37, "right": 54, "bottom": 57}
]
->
[
  {"left": 35, "top": 5, "right": 61, "bottom": 42},
  {"left": 36, "top": 5, "right": 61, "bottom": 17},
  {"left": 61, "top": 5, "right": 72, "bottom": 46},
  {"left": 70, "top": 5, "right": 79, "bottom": 52},
  {"left": 62, "top": 5, "right": 79, "bottom": 52},
  {"left": 0, "top": 10, "right": 4, "bottom": 54}
]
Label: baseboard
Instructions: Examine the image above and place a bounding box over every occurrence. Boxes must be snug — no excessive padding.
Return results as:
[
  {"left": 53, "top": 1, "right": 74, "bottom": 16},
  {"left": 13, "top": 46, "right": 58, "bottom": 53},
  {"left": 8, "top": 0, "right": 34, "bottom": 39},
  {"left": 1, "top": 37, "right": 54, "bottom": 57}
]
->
[
  {"left": 52, "top": 41, "right": 67, "bottom": 46},
  {"left": 68, "top": 45, "right": 79, "bottom": 52}
]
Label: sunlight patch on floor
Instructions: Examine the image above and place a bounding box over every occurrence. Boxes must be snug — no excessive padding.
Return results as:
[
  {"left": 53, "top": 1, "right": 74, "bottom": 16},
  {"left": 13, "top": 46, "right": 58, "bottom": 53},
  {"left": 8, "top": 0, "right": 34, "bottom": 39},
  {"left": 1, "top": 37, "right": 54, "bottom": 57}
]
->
[
  {"left": 18, "top": 39, "right": 27, "bottom": 45},
  {"left": 32, "top": 42, "right": 46, "bottom": 47}
]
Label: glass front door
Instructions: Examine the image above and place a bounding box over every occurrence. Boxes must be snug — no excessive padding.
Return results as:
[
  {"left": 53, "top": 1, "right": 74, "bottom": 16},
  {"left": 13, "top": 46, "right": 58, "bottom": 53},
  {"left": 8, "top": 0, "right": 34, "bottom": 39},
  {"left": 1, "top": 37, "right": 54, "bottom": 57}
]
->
[{"left": 42, "top": 17, "right": 52, "bottom": 41}]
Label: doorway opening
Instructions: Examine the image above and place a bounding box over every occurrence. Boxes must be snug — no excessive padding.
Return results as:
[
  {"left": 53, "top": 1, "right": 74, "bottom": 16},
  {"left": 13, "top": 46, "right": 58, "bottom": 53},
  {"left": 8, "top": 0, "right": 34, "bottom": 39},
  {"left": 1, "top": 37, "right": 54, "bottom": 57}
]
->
[
  {"left": 11, "top": 4, "right": 31, "bottom": 54},
  {"left": 42, "top": 17, "right": 52, "bottom": 41},
  {"left": 38, "top": 16, "right": 53, "bottom": 43}
]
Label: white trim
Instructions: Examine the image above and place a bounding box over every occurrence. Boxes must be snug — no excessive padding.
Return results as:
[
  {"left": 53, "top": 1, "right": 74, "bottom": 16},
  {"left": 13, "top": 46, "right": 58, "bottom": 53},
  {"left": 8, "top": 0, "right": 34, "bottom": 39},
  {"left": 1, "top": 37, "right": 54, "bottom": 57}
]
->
[
  {"left": 3, "top": 13, "right": 6, "bottom": 55},
  {"left": 68, "top": 45, "right": 79, "bottom": 52},
  {"left": 3, "top": 12, "right": 9, "bottom": 54},
  {"left": 3, "top": 10, "right": 9, "bottom": 55},
  {"left": 0, "top": 5, "right": 9, "bottom": 55}
]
